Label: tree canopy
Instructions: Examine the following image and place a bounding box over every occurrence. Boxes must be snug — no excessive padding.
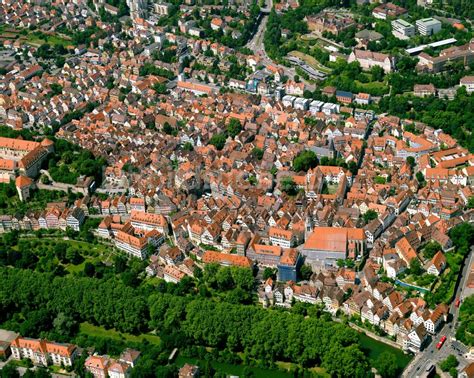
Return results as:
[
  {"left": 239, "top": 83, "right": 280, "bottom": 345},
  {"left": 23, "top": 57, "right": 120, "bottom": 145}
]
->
[
  {"left": 293, "top": 150, "right": 318, "bottom": 172},
  {"left": 0, "top": 266, "right": 375, "bottom": 377},
  {"left": 209, "top": 133, "right": 227, "bottom": 151}
]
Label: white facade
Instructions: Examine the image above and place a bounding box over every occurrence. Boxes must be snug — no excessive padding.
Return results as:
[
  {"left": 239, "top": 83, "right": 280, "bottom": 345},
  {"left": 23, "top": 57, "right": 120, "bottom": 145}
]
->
[
  {"left": 416, "top": 18, "right": 442, "bottom": 36},
  {"left": 392, "top": 19, "right": 415, "bottom": 39}
]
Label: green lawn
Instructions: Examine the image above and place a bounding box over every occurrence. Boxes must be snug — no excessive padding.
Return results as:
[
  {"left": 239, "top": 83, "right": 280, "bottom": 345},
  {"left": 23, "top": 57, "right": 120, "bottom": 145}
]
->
[
  {"left": 23, "top": 32, "right": 72, "bottom": 47},
  {"left": 326, "top": 184, "right": 339, "bottom": 195},
  {"left": 21, "top": 237, "right": 111, "bottom": 255},
  {"left": 79, "top": 322, "right": 161, "bottom": 346},
  {"left": 175, "top": 356, "right": 294, "bottom": 378},
  {"left": 300, "top": 33, "right": 318, "bottom": 41},
  {"left": 0, "top": 27, "right": 73, "bottom": 48},
  {"left": 358, "top": 332, "right": 412, "bottom": 371},
  {"left": 354, "top": 80, "right": 390, "bottom": 95}
]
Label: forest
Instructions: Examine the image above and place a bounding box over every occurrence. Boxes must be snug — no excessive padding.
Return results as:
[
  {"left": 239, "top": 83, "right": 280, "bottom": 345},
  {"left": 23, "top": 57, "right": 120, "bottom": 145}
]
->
[{"left": 0, "top": 266, "right": 372, "bottom": 377}]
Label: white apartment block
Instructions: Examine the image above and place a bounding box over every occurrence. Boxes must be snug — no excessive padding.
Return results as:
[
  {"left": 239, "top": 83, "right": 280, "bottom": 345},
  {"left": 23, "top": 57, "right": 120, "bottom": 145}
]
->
[
  {"left": 416, "top": 18, "right": 442, "bottom": 36},
  {"left": 391, "top": 19, "right": 415, "bottom": 40}
]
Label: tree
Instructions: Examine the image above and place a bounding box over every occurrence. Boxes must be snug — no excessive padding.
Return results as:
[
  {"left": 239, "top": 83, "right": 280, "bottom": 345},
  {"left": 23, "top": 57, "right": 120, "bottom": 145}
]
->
[
  {"left": 293, "top": 150, "right": 318, "bottom": 172},
  {"left": 49, "top": 83, "right": 63, "bottom": 96},
  {"left": 209, "top": 133, "right": 226, "bottom": 150},
  {"left": 53, "top": 312, "right": 77, "bottom": 338},
  {"left": 66, "top": 248, "right": 83, "bottom": 265},
  {"left": 363, "top": 210, "right": 378, "bottom": 224},
  {"left": 84, "top": 262, "right": 95, "bottom": 277},
  {"left": 423, "top": 241, "right": 441, "bottom": 260},
  {"left": 216, "top": 267, "right": 234, "bottom": 291},
  {"left": 114, "top": 255, "right": 128, "bottom": 274},
  {"left": 449, "top": 223, "right": 474, "bottom": 257},
  {"left": 440, "top": 355, "right": 458, "bottom": 374},
  {"left": 374, "top": 352, "right": 399, "bottom": 378},
  {"left": 1, "top": 266, "right": 375, "bottom": 375},
  {"left": 410, "top": 259, "right": 423, "bottom": 276},
  {"left": 347, "top": 160, "right": 358, "bottom": 175},
  {"left": 468, "top": 196, "right": 474, "bottom": 209},
  {"left": 163, "top": 122, "right": 177, "bottom": 136},
  {"left": 182, "top": 142, "right": 194, "bottom": 151},
  {"left": 322, "top": 344, "right": 371, "bottom": 378},
  {"left": 248, "top": 175, "right": 257, "bottom": 186},
  {"left": 456, "top": 295, "right": 474, "bottom": 346},
  {"left": 370, "top": 65, "right": 385, "bottom": 82},
  {"left": 230, "top": 267, "right": 254, "bottom": 292},
  {"left": 299, "top": 264, "right": 313, "bottom": 280},
  {"left": 407, "top": 156, "right": 416, "bottom": 169},
  {"left": 0, "top": 364, "right": 20, "bottom": 378},
  {"left": 152, "top": 83, "right": 168, "bottom": 94},
  {"left": 251, "top": 147, "right": 264, "bottom": 160},
  {"left": 281, "top": 177, "right": 297, "bottom": 195},
  {"left": 226, "top": 118, "right": 242, "bottom": 138},
  {"left": 203, "top": 263, "right": 220, "bottom": 288},
  {"left": 374, "top": 176, "right": 386, "bottom": 184},
  {"left": 263, "top": 267, "right": 276, "bottom": 280},
  {"left": 416, "top": 171, "right": 425, "bottom": 185}
]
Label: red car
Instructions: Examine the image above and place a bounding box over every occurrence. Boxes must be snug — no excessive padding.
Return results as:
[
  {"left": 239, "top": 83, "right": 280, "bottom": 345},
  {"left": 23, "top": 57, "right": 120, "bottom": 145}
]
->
[
  {"left": 455, "top": 298, "right": 461, "bottom": 307},
  {"left": 436, "top": 335, "right": 447, "bottom": 349}
]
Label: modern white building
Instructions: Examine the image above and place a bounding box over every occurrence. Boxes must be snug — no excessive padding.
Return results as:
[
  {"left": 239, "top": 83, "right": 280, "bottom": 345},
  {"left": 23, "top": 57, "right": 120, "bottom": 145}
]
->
[
  {"left": 416, "top": 18, "right": 442, "bottom": 36},
  {"left": 309, "top": 100, "right": 324, "bottom": 114},
  {"left": 392, "top": 19, "right": 415, "bottom": 40},
  {"left": 294, "top": 97, "right": 310, "bottom": 111},
  {"left": 322, "top": 102, "right": 339, "bottom": 115},
  {"left": 282, "top": 95, "right": 296, "bottom": 107}
]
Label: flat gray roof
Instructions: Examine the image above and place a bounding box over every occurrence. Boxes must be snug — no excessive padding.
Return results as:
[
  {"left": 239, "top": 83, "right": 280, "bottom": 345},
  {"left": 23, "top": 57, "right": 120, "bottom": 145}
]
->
[{"left": 405, "top": 38, "right": 457, "bottom": 54}]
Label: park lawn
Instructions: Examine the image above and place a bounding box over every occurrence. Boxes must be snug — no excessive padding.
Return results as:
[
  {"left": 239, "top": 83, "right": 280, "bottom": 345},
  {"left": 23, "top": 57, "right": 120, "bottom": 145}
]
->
[
  {"left": 358, "top": 332, "right": 412, "bottom": 371},
  {"left": 48, "top": 365, "right": 69, "bottom": 374},
  {"left": 21, "top": 237, "right": 112, "bottom": 257},
  {"left": 354, "top": 80, "right": 390, "bottom": 95},
  {"left": 23, "top": 32, "right": 72, "bottom": 48},
  {"left": 59, "top": 239, "right": 111, "bottom": 255},
  {"left": 308, "top": 367, "right": 331, "bottom": 377},
  {"left": 326, "top": 184, "right": 339, "bottom": 195},
  {"left": 65, "top": 259, "right": 92, "bottom": 274},
  {"left": 300, "top": 33, "right": 318, "bottom": 41},
  {"left": 288, "top": 50, "right": 332, "bottom": 74},
  {"left": 175, "top": 356, "right": 293, "bottom": 378},
  {"left": 79, "top": 322, "right": 161, "bottom": 346},
  {"left": 144, "top": 276, "right": 164, "bottom": 287}
]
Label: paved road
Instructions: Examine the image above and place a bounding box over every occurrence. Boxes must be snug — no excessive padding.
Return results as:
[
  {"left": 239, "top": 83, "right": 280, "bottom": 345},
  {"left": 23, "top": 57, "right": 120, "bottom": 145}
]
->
[
  {"left": 245, "top": 0, "right": 272, "bottom": 63},
  {"left": 403, "top": 247, "right": 474, "bottom": 377},
  {"left": 244, "top": 0, "right": 315, "bottom": 92},
  {"left": 246, "top": 14, "right": 268, "bottom": 54}
]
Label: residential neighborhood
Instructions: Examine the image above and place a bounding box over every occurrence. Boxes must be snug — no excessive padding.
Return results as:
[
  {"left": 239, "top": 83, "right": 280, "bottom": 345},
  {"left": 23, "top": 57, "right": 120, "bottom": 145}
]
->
[{"left": 0, "top": 0, "right": 473, "bottom": 377}]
